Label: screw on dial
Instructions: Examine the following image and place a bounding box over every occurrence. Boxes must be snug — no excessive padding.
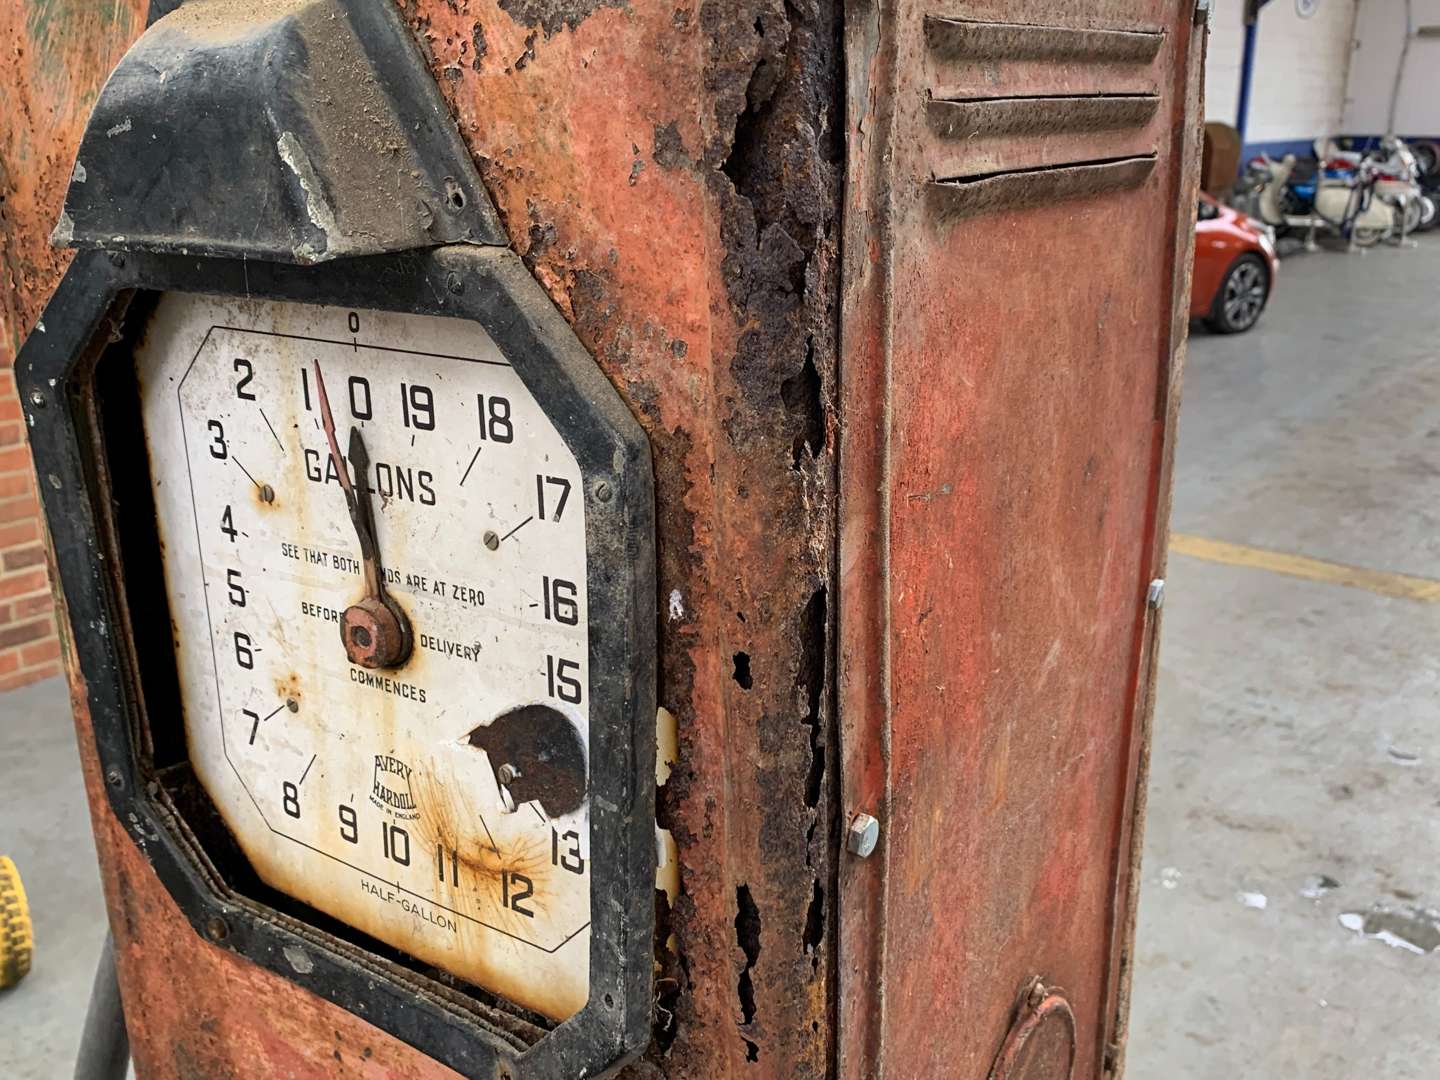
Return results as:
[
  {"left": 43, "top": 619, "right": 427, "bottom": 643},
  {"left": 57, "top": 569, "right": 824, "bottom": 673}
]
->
[{"left": 312, "top": 360, "right": 413, "bottom": 669}]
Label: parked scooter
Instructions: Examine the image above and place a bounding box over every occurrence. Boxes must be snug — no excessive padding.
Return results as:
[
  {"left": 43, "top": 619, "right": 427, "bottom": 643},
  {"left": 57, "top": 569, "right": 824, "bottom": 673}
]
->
[
  {"left": 1319, "top": 137, "right": 1434, "bottom": 235},
  {"left": 1250, "top": 149, "right": 1403, "bottom": 247},
  {"left": 1255, "top": 154, "right": 1388, "bottom": 244}
]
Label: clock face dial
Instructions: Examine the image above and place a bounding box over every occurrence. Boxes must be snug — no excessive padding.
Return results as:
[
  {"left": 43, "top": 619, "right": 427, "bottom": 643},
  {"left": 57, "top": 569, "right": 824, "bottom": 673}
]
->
[{"left": 137, "top": 293, "right": 592, "bottom": 1021}]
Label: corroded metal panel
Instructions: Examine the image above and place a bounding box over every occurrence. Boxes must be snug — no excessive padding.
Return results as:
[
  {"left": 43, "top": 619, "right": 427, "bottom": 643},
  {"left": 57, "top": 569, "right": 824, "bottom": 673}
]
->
[
  {"left": 0, "top": 0, "right": 147, "bottom": 355},
  {"left": 836, "top": 3, "right": 1201, "bottom": 1079},
  {"left": 7, "top": 0, "right": 1198, "bottom": 1074},
  {"left": 10, "top": 0, "right": 841, "bottom": 1076}
]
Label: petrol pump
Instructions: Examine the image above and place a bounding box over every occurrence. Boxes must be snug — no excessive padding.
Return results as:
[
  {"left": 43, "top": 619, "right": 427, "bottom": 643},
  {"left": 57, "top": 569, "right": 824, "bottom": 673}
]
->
[{"left": 4, "top": 0, "right": 1204, "bottom": 1076}]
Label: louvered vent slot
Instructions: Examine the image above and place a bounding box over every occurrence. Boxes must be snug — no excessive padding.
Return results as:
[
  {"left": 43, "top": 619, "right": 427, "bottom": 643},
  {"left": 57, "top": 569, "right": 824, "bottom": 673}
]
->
[{"left": 925, "top": 15, "right": 1164, "bottom": 220}]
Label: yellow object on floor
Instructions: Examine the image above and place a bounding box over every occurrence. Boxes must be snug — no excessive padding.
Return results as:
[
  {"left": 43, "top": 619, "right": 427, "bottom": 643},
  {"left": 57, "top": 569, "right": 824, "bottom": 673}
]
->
[{"left": 0, "top": 854, "right": 33, "bottom": 988}]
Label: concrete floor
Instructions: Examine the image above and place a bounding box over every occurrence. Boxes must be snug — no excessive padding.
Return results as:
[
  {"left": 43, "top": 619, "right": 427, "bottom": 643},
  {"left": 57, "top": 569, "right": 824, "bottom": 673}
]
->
[
  {"left": 2, "top": 240, "right": 1439, "bottom": 1077},
  {"left": 1127, "top": 238, "right": 1440, "bottom": 1078},
  {"left": 0, "top": 676, "right": 107, "bottom": 1078}
]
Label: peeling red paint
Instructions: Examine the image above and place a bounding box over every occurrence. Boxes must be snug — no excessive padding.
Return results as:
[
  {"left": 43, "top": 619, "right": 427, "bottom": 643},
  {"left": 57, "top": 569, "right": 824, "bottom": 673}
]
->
[{"left": 837, "top": 3, "right": 1201, "bottom": 1078}]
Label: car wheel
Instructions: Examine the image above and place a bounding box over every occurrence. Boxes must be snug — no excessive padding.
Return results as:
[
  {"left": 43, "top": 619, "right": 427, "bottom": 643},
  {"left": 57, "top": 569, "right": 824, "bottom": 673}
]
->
[{"left": 1207, "top": 253, "right": 1270, "bottom": 334}]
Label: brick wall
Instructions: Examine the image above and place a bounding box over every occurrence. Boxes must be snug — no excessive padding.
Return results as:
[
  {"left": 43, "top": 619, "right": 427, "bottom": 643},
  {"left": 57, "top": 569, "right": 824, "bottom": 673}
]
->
[{"left": 0, "top": 366, "right": 59, "bottom": 690}]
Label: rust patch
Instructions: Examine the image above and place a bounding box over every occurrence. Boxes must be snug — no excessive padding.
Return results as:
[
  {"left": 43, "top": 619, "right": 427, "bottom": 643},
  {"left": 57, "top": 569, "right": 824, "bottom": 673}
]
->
[
  {"left": 0, "top": 0, "right": 148, "bottom": 360},
  {"left": 497, "top": 0, "right": 627, "bottom": 39},
  {"left": 272, "top": 670, "right": 304, "bottom": 707},
  {"left": 413, "top": 767, "right": 555, "bottom": 905},
  {"left": 652, "top": 122, "right": 689, "bottom": 171},
  {"left": 464, "top": 704, "right": 587, "bottom": 818}
]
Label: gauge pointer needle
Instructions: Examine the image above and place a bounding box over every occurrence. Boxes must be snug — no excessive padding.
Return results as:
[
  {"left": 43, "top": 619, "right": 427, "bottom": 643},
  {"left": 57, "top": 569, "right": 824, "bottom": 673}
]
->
[{"left": 313, "top": 361, "right": 412, "bottom": 669}]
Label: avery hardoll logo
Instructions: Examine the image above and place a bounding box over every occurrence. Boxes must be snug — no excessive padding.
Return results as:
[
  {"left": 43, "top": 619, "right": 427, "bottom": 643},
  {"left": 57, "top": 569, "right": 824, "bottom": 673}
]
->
[{"left": 370, "top": 754, "right": 418, "bottom": 818}]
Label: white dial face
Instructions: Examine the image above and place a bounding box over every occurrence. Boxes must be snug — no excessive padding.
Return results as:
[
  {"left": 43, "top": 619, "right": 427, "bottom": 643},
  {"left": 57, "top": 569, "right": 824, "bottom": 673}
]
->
[{"left": 138, "top": 293, "right": 591, "bottom": 1021}]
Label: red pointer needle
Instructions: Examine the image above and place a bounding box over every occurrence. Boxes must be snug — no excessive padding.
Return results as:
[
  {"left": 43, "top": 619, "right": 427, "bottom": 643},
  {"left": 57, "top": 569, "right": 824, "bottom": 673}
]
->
[{"left": 312, "top": 361, "right": 411, "bottom": 668}]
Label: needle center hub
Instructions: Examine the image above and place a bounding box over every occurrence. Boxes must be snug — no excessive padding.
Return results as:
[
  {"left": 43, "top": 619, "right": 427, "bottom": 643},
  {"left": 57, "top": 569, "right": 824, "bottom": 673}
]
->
[{"left": 341, "top": 597, "right": 411, "bottom": 668}]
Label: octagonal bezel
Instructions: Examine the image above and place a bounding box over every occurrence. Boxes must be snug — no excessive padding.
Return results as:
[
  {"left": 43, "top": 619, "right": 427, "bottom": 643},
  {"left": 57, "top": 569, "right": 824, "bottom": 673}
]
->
[{"left": 16, "top": 246, "right": 656, "bottom": 1078}]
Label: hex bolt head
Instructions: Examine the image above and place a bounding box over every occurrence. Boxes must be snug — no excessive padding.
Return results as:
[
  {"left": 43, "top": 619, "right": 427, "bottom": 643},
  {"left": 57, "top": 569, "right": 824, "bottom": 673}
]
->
[
  {"left": 446, "top": 270, "right": 464, "bottom": 295},
  {"left": 1146, "top": 578, "right": 1165, "bottom": 610},
  {"left": 847, "top": 812, "right": 880, "bottom": 858},
  {"left": 105, "top": 767, "right": 124, "bottom": 789},
  {"left": 594, "top": 480, "right": 613, "bottom": 503},
  {"left": 28, "top": 389, "right": 45, "bottom": 409}
]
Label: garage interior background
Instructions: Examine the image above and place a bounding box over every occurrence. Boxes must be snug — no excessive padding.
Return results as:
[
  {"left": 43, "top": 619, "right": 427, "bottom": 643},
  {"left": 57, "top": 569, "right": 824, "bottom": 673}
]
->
[{"left": 1209, "top": 0, "right": 1440, "bottom": 159}]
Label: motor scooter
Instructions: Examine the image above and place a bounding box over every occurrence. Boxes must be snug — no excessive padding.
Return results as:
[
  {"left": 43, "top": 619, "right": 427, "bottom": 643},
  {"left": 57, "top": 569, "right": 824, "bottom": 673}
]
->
[
  {"left": 1254, "top": 153, "right": 1397, "bottom": 247},
  {"left": 1319, "top": 137, "right": 1432, "bottom": 236}
]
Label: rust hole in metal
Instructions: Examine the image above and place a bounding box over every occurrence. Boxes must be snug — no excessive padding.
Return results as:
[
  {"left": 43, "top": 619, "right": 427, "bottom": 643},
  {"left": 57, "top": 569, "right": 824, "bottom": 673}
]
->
[
  {"left": 732, "top": 652, "right": 753, "bottom": 690},
  {"left": 720, "top": 37, "right": 777, "bottom": 206},
  {"left": 734, "top": 884, "right": 762, "bottom": 1061},
  {"left": 781, "top": 336, "right": 825, "bottom": 468},
  {"left": 443, "top": 177, "right": 466, "bottom": 212},
  {"left": 465, "top": 705, "right": 587, "bottom": 818},
  {"left": 798, "top": 587, "right": 826, "bottom": 808},
  {"left": 802, "top": 880, "right": 824, "bottom": 972}
]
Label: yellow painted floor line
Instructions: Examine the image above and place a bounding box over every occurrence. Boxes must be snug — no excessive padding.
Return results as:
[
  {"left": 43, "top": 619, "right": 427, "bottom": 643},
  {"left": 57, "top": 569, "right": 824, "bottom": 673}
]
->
[{"left": 1169, "top": 533, "right": 1440, "bottom": 604}]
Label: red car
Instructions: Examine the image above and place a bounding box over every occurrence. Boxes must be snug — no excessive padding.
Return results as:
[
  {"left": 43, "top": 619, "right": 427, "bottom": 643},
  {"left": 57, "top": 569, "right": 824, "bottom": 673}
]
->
[{"left": 1192, "top": 191, "right": 1279, "bottom": 333}]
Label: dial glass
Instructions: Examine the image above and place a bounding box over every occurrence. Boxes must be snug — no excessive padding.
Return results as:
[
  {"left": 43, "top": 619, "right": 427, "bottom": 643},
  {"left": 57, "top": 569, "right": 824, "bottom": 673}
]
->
[{"left": 137, "top": 293, "right": 591, "bottom": 1021}]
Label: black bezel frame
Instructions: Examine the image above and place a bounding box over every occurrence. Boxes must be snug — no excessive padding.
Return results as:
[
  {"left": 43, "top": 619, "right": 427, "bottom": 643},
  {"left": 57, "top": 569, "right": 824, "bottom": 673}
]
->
[{"left": 17, "top": 246, "right": 656, "bottom": 1079}]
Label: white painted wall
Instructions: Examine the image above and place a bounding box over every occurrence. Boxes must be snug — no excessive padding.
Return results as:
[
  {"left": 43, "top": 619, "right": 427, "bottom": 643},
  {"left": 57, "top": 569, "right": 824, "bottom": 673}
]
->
[
  {"left": 1204, "top": 0, "right": 1246, "bottom": 128},
  {"left": 1203, "top": 0, "right": 1359, "bottom": 144},
  {"left": 1342, "top": 0, "right": 1440, "bottom": 135}
]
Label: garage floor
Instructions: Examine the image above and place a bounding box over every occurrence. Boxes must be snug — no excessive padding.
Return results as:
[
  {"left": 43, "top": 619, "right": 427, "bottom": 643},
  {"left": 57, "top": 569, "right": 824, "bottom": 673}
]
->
[
  {"left": 1126, "top": 238, "right": 1440, "bottom": 1079},
  {"left": 0, "top": 676, "right": 107, "bottom": 1078},
  {"left": 2, "top": 239, "right": 1438, "bottom": 1077}
]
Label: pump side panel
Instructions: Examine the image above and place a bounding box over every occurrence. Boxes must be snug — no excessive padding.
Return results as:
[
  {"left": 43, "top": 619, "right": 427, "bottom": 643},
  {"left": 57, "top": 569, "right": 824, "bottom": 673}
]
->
[{"left": 839, "top": 2, "right": 1202, "bottom": 1077}]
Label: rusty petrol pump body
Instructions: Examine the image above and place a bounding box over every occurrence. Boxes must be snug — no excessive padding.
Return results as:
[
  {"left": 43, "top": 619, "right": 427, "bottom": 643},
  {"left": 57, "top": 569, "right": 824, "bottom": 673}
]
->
[{"left": 5, "top": 0, "right": 1203, "bottom": 1077}]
